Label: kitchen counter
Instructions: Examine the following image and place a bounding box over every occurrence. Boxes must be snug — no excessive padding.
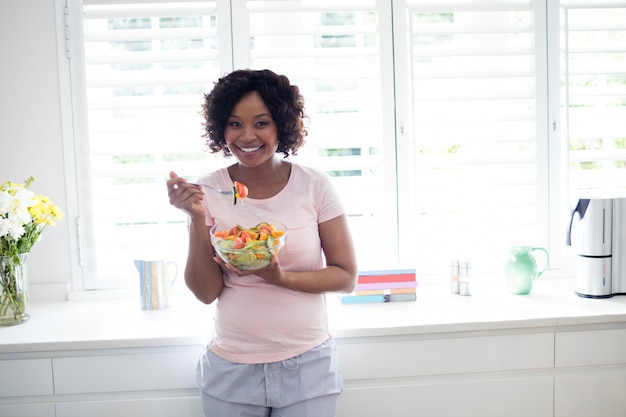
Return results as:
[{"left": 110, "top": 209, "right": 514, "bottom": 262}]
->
[
  {"left": 329, "top": 271, "right": 626, "bottom": 338},
  {"left": 3, "top": 270, "right": 626, "bottom": 417},
  {"left": 2, "top": 270, "right": 626, "bottom": 354}
]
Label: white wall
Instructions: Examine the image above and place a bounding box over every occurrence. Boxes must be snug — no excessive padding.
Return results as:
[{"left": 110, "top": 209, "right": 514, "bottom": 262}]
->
[{"left": 0, "top": 0, "right": 73, "bottom": 290}]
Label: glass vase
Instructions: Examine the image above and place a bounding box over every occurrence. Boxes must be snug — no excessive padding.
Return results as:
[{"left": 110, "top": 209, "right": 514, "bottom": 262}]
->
[{"left": 0, "top": 253, "right": 30, "bottom": 325}]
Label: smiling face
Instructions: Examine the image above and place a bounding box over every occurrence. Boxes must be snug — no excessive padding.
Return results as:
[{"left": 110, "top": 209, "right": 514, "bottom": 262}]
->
[{"left": 224, "top": 91, "right": 279, "bottom": 168}]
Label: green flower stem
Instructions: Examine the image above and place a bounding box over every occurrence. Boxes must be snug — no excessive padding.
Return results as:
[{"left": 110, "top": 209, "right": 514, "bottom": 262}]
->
[{"left": 0, "top": 254, "right": 28, "bottom": 323}]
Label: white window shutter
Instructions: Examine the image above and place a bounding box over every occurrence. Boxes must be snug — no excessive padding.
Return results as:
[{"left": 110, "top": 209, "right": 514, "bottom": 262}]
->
[
  {"left": 404, "top": 0, "right": 542, "bottom": 273},
  {"left": 236, "top": 0, "right": 399, "bottom": 271},
  {"left": 78, "top": 0, "right": 221, "bottom": 288},
  {"left": 68, "top": 0, "right": 626, "bottom": 289},
  {"left": 561, "top": 1, "right": 626, "bottom": 198}
]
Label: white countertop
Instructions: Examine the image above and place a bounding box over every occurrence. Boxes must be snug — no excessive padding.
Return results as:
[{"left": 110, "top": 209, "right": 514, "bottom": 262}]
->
[
  {"left": 2, "top": 271, "right": 626, "bottom": 354},
  {"left": 328, "top": 273, "right": 626, "bottom": 338}
]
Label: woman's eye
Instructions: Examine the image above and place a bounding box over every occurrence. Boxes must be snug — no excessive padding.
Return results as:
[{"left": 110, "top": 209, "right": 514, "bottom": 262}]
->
[
  {"left": 228, "top": 121, "right": 241, "bottom": 128},
  {"left": 256, "top": 120, "right": 269, "bottom": 127}
]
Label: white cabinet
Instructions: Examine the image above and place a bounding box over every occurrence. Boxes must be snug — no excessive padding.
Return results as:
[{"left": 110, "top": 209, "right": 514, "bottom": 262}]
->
[
  {"left": 53, "top": 348, "right": 199, "bottom": 394},
  {"left": 0, "top": 358, "right": 53, "bottom": 397},
  {"left": 554, "top": 370, "right": 626, "bottom": 417},
  {"left": 339, "top": 376, "right": 554, "bottom": 417},
  {"left": 3, "top": 324, "right": 626, "bottom": 417},
  {"left": 0, "top": 347, "right": 203, "bottom": 417},
  {"left": 336, "top": 333, "right": 555, "bottom": 417},
  {"left": 0, "top": 359, "right": 55, "bottom": 417},
  {"left": 555, "top": 328, "right": 626, "bottom": 367},
  {"left": 338, "top": 333, "right": 554, "bottom": 379},
  {"left": 0, "top": 403, "right": 55, "bottom": 417},
  {"left": 55, "top": 397, "right": 204, "bottom": 417},
  {"left": 554, "top": 328, "right": 626, "bottom": 417}
]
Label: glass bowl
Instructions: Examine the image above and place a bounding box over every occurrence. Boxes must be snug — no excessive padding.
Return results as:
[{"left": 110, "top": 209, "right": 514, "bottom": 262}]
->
[{"left": 210, "top": 222, "right": 287, "bottom": 270}]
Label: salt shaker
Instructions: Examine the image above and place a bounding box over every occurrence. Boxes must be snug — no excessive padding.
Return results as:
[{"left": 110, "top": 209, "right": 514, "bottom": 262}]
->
[
  {"left": 460, "top": 261, "right": 471, "bottom": 296},
  {"left": 450, "top": 260, "right": 460, "bottom": 294}
]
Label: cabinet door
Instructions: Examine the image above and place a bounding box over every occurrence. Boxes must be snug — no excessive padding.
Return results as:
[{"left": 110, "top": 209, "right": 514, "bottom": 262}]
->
[
  {"left": 53, "top": 347, "right": 199, "bottom": 394},
  {"left": 338, "top": 376, "right": 554, "bottom": 417},
  {"left": 55, "top": 397, "right": 204, "bottom": 417},
  {"left": 554, "top": 328, "right": 626, "bottom": 417},
  {"left": 337, "top": 333, "right": 554, "bottom": 379},
  {"left": 0, "top": 359, "right": 53, "bottom": 397},
  {"left": 555, "top": 370, "right": 626, "bottom": 417},
  {"left": 555, "top": 328, "right": 626, "bottom": 367},
  {"left": 0, "top": 403, "right": 55, "bottom": 417}
]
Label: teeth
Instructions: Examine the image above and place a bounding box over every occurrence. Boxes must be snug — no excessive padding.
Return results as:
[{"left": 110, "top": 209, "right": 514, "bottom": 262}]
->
[{"left": 240, "top": 146, "right": 260, "bottom": 153}]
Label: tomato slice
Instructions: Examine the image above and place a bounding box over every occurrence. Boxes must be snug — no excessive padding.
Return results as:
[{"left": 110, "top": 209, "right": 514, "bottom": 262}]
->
[
  {"left": 232, "top": 237, "right": 245, "bottom": 249},
  {"left": 234, "top": 181, "right": 248, "bottom": 199},
  {"left": 232, "top": 181, "right": 248, "bottom": 205},
  {"left": 239, "top": 231, "right": 252, "bottom": 242}
]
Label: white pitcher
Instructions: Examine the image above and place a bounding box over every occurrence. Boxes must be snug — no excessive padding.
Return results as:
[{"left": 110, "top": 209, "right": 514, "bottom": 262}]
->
[{"left": 134, "top": 259, "right": 178, "bottom": 309}]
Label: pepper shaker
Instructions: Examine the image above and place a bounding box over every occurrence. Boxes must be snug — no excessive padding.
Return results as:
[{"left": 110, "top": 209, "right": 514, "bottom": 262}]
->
[
  {"left": 450, "top": 260, "right": 460, "bottom": 294},
  {"left": 460, "top": 261, "right": 471, "bottom": 296}
]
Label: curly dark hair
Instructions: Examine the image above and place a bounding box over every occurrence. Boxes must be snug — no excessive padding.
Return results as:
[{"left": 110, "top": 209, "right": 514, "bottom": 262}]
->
[{"left": 201, "top": 69, "right": 307, "bottom": 157}]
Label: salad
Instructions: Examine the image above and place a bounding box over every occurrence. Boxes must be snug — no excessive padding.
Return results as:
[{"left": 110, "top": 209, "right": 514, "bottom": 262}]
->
[{"left": 211, "top": 222, "right": 286, "bottom": 270}]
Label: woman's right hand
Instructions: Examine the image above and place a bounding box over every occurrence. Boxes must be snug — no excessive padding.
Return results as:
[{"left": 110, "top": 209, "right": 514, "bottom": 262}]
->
[{"left": 166, "top": 170, "right": 205, "bottom": 219}]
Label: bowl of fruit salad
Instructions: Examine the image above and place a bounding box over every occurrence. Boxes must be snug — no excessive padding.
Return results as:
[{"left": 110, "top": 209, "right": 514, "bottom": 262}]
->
[{"left": 210, "top": 222, "right": 287, "bottom": 270}]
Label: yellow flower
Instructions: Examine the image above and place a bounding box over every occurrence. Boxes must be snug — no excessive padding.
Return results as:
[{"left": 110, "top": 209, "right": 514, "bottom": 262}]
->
[
  {"left": 28, "top": 195, "right": 63, "bottom": 226},
  {"left": 1, "top": 177, "right": 64, "bottom": 257}
]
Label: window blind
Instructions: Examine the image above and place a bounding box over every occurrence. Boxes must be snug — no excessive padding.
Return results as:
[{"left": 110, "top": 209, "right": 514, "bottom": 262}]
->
[
  {"left": 405, "top": 0, "right": 542, "bottom": 273},
  {"left": 78, "top": 0, "right": 220, "bottom": 288},
  {"left": 560, "top": 1, "right": 626, "bottom": 199},
  {"left": 75, "top": 0, "right": 398, "bottom": 288},
  {"left": 238, "top": 0, "right": 398, "bottom": 270},
  {"left": 71, "top": 0, "right": 617, "bottom": 289}
]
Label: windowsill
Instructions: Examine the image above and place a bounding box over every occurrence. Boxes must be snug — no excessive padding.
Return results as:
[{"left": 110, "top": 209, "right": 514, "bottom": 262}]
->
[{"left": 3, "top": 270, "right": 626, "bottom": 354}]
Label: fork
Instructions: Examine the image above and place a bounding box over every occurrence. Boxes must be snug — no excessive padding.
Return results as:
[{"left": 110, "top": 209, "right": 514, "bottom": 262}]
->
[{"left": 190, "top": 182, "right": 234, "bottom": 195}]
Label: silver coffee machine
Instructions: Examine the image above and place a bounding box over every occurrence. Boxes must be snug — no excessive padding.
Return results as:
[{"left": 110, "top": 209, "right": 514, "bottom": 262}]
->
[{"left": 567, "top": 197, "right": 626, "bottom": 298}]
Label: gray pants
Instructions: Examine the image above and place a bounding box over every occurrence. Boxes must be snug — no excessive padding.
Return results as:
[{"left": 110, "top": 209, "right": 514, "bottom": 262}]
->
[{"left": 197, "top": 338, "right": 343, "bottom": 417}]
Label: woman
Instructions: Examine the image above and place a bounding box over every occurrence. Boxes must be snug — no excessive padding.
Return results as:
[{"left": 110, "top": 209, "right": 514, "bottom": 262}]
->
[{"left": 166, "top": 69, "right": 357, "bottom": 417}]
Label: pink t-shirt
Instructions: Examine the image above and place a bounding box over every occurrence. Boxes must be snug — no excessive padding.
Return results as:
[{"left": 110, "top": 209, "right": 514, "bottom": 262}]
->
[{"left": 197, "top": 162, "right": 345, "bottom": 364}]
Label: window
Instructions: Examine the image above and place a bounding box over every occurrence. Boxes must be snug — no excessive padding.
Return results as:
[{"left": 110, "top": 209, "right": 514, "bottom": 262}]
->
[
  {"left": 560, "top": 1, "right": 626, "bottom": 199},
  {"left": 403, "top": 0, "right": 545, "bottom": 273},
  {"left": 68, "top": 0, "right": 396, "bottom": 289},
  {"left": 68, "top": 1, "right": 223, "bottom": 289},
  {"left": 236, "top": 0, "right": 398, "bottom": 272},
  {"left": 63, "top": 0, "right": 626, "bottom": 291}
]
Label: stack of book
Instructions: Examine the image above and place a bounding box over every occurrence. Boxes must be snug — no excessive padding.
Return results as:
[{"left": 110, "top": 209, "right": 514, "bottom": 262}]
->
[{"left": 339, "top": 268, "right": 417, "bottom": 304}]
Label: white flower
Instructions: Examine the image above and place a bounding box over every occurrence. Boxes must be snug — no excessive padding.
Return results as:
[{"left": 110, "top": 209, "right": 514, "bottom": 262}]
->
[
  {"left": 0, "top": 190, "right": 12, "bottom": 215},
  {"left": 0, "top": 218, "right": 25, "bottom": 240},
  {"left": 0, "top": 218, "right": 12, "bottom": 239},
  {"left": 0, "top": 185, "right": 37, "bottom": 240}
]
